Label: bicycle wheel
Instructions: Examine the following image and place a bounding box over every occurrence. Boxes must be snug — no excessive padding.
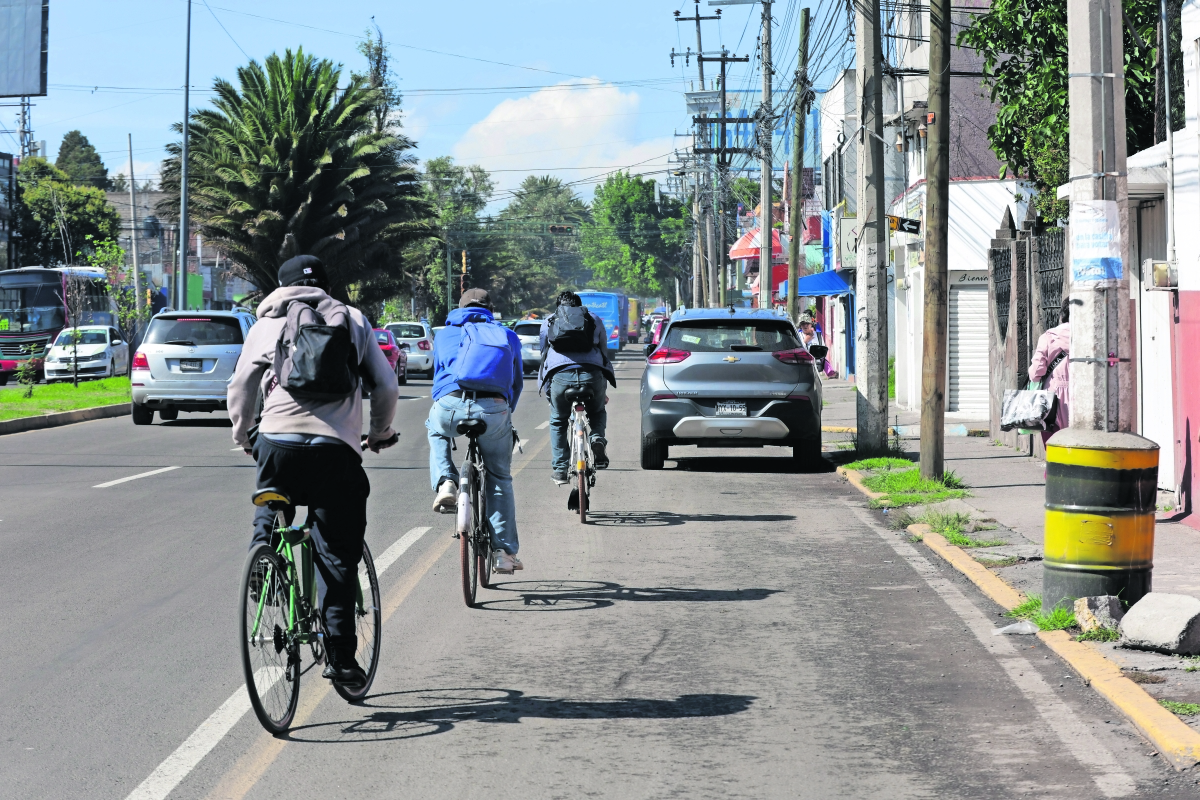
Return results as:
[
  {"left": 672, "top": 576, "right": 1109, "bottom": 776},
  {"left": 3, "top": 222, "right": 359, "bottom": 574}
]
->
[
  {"left": 460, "top": 480, "right": 479, "bottom": 607},
  {"left": 240, "top": 544, "right": 300, "bottom": 733},
  {"left": 577, "top": 466, "right": 588, "bottom": 524},
  {"left": 476, "top": 479, "right": 493, "bottom": 589},
  {"left": 333, "top": 541, "right": 382, "bottom": 702}
]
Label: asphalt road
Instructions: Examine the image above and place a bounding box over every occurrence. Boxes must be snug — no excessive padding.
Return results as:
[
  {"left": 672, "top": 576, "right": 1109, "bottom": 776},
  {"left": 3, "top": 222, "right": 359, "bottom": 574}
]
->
[{"left": 1, "top": 351, "right": 1196, "bottom": 799}]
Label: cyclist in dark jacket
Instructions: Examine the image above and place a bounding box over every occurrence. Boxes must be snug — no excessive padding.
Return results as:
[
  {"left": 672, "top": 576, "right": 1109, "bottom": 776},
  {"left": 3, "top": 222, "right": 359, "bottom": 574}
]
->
[{"left": 538, "top": 291, "right": 616, "bottom": 483}]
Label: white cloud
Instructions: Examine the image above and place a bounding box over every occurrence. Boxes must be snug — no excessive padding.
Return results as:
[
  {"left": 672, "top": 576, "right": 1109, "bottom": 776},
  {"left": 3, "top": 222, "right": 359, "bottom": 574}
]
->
[{"left": 451, "top": 79, "right": 675, "bottom": 206}]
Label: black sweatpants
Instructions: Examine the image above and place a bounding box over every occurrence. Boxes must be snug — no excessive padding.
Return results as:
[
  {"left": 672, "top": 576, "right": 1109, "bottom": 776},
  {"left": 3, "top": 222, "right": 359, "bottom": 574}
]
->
[{"left": 251, "top": 436, "right": 370, "bottom": 640}]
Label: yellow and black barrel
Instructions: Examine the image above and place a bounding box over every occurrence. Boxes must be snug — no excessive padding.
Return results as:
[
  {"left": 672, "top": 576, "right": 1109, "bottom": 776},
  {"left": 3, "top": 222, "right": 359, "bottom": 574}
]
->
[{"left": 1043, "top": 429, "right": 1158, "bottom": 611}]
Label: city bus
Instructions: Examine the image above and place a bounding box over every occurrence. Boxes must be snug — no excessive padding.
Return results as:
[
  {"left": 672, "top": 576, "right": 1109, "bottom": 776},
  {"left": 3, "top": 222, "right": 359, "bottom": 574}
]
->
[
  {"left": 0, "top": 267, "right": 117, "bottom": 385},
  {"left": 576, "top": 290, "right": 628, "bottom": 353}
]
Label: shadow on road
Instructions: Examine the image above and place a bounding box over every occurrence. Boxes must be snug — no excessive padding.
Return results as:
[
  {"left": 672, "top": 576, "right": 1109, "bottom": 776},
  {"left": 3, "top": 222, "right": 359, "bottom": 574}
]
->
[
  {"left": 670, "top": 455, "right": 835, "bottom": 474},
  {"left": 473, "top": 579, "right": 780, "bottom": 611},
  {"left": 285, "top": 687, "right": 755, "bottom": 743},
  {"left": 159, "top": 418, "right": 232, "bottom": 428},
  {"left": 586, "top": 510, "right": 795, "bottom": 527}
]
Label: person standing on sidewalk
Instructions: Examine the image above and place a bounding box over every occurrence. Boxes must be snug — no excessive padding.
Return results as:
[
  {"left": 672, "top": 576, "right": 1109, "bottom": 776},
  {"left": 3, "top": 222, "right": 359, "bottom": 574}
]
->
[
  {"left": 538, "top": 291, "right": 616, "bottom": 484},
  {"left": 1028, "top": 296, "right": 1072, "bottom": 444}
]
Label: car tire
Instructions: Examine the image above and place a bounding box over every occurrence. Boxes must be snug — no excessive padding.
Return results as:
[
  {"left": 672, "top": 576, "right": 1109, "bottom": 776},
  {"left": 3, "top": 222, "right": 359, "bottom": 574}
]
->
[
  {"left": 640, "top": 429, "right": 666, "bottom": 470},
  {"left": 108, "top": 358, "right": 115, "bottom": 378},
  {"left": 159, "top": 408, "right": 179, "bottom": 421},
  {"left": 397, "top": 366, "right": 407, "bottom": 386},
  {"left": 131, "top": 402, "right": 154, "bottom": 425}
]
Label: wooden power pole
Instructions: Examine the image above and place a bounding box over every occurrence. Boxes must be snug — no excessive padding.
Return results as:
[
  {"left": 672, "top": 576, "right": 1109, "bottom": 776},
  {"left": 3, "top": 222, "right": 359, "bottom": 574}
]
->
[
  {"left": 787, "top": 8, "right": 810, "bottom": 323},
  {"left": 920, "top": 0, "right": 952, "bottom": 477},
  {"left": 856, "top": 0, "right": 889, "bottom": 452}
]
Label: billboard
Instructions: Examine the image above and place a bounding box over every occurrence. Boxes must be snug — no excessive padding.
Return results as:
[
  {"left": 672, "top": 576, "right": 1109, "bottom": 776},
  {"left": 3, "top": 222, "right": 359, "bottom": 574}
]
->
[{"left": 0, "top": 0, "right": 48, "bottom": 98}]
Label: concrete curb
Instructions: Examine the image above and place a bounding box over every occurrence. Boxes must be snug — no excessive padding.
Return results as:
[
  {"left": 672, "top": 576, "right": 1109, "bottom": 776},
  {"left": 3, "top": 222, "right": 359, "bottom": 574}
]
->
[
  {"left": 840, "top": 473, "right": 1200, "bottom": 769},
  {"left": 0, "top": 403, "right": 130, "bottom": 436},
  {"left": 821, "top": 424, "right": 989, "bottom": 437},
  {"left": 835, "top": 466, "right": 886, "bottom": 501}
]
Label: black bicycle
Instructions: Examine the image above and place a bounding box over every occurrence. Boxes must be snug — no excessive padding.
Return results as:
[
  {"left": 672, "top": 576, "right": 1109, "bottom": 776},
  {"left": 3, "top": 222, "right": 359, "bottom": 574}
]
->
[{"left": 454, "top": 418, "right": 494, "bottom": 607}]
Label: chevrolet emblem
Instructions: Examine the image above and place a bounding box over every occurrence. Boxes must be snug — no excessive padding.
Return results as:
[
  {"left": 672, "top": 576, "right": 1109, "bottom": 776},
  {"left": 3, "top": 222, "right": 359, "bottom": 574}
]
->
[{"left": 723, "top": 356, "right": 740, "bottom": 363}]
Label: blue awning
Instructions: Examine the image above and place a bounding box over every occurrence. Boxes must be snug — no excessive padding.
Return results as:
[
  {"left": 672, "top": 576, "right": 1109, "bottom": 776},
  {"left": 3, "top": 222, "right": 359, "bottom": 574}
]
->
[{"left": 777, "top": 269, "right": 853, "bottom": 297}]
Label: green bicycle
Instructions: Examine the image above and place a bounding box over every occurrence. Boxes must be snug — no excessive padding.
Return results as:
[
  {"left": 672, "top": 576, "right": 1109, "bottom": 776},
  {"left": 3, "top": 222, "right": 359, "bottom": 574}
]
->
[{"left": 239, "top": 488, "right": 382, "bottom": 733}]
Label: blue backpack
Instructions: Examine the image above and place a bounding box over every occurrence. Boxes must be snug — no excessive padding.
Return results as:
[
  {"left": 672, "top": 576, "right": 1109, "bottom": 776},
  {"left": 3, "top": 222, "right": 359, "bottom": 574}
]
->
[{"left": 453, "top": 321, "right": 513, "bottom": 395}]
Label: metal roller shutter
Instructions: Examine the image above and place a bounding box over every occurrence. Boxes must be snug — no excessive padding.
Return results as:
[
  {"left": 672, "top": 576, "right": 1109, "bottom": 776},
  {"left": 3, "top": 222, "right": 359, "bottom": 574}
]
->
[{"left": 949, "top": 286, "right": 989, "bottom": 414}]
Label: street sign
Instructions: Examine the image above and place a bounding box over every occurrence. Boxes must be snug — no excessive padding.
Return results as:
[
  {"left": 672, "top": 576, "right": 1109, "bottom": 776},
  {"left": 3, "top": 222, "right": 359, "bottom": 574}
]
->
[{"left": 887, "top": 215, "right": 921, "bottom": 235}]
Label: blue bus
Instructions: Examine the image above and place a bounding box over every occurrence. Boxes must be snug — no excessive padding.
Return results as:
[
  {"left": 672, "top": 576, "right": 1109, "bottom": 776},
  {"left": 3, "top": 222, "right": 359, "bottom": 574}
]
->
[{"left": 576, "top": 290, "right": 628, "bottom": 353}]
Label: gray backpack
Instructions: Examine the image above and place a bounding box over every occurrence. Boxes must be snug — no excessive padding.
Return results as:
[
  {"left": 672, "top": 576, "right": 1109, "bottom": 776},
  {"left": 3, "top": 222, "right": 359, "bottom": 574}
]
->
[{"left": 271, "top": 299, "right": 360, "bottom": 400}]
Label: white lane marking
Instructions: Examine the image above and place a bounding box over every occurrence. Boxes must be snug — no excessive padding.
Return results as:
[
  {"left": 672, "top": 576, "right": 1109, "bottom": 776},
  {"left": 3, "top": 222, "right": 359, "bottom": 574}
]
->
[
  {"left": 373, "top": 526, "right": 432, "bottom": 576},
  {"left": 849, "top": 505, "right": 1136, "bottom": 797},
  {"left": 536, "top": 420, "right": 550, "bottom": 430},
  {"left": 121, "top": 524, "right": 433, "bottom": 800},
  {"left": 231, "top": 447, "right": 244, "bottom": 451},
  {"left": 94, "top": 466, "right": 180, "bottom": 488}
]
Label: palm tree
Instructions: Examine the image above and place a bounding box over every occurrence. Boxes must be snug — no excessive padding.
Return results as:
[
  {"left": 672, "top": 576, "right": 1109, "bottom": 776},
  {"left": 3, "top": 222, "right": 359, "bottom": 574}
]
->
[{"left": 159, "top": 48, "right": 429, "bottom": 299}]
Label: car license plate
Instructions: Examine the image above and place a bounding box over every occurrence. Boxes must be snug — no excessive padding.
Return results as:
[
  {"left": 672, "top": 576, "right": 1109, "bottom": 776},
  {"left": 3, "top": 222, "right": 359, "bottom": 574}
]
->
[
  {"left": 180, "top": 358, "right": 202, "bottom": 373},
  {"left": 716, "top": 401, "right": 747, "bottom": 417}
]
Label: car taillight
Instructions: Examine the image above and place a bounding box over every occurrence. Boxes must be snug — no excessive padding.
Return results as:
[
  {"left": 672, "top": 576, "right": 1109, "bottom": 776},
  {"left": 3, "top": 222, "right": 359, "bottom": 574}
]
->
[
  {"left": 418, "top": 340, "right": 432, "bottom": 351},
  {"left": 647, "top": 347, "right": 690, "bottom": 364},
  {"left": 132, "top": 351, "right": 149, "bottom": 370},
  {"left": 652, "top": 393, "right": 677, "bottom": 400},
  {"left": 772, "top": 348, "right": 815, "bottom": 365},
  {"left": 786, "top": 394, "right": 810, "bottom": 401},
  {"left": 609, "top": 328, "right": 618, "bottom": 338}
]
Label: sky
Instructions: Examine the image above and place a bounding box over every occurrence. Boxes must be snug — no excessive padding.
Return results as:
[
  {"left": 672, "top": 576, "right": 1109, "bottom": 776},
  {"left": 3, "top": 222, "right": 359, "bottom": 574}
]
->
[{"left": 5, "top": 0, "right": 853, "bottom": 211}]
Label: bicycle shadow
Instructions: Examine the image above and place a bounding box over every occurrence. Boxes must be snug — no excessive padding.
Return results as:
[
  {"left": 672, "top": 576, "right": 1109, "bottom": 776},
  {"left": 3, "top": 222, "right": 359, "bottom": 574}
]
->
[
  {"left": 473, "top": 579, "right": 781, "bottom": 612},
  {"left": 585, "top": 511, "right": 796, "bottom": 527},
  {"left": 284, "top": 687, "right": 756, "bottom": 744}
]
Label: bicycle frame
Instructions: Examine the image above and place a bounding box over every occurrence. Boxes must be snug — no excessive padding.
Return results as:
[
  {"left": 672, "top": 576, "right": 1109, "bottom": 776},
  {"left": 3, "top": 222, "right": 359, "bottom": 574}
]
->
[{"left": 570, "top": 405, "right": 595, "bottom": 483}]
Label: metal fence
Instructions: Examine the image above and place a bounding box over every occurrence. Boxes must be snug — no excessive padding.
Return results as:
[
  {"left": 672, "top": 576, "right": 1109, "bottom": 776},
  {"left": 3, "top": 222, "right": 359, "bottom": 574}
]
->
[
  {"left": 991, "top": 246, "right": 1011, "bottom": 342},
  {"left": 1037, "top": 227, "right": 1065, "bottom": 331}
]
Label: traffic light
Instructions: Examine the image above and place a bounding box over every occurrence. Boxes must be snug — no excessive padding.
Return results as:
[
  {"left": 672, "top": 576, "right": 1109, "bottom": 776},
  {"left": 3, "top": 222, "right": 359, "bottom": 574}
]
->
[{"left": 548, "top": 224, "right": 574, "bottom": 235}]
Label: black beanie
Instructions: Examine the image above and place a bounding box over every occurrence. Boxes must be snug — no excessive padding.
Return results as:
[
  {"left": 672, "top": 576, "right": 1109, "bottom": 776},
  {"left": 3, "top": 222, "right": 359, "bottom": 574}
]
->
[{"left": 278, "top": 255, "right": 328, "bottom": 287}]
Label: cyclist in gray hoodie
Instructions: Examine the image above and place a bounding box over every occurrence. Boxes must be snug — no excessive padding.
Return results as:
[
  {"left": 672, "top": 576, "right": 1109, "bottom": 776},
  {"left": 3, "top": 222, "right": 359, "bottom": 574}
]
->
[{"left": 229, "top": 255, "right": 398, "bottom": 689}]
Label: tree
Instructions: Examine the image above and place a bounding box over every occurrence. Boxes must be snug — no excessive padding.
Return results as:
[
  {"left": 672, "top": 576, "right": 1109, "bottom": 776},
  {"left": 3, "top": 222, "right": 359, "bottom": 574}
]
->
[
  {"left": 492, "top": 175, "right": 591, "bottom": 305},
  {"left": 111, "top": 173, "right": 129, "bottom": 193},
  {"left": 79, "top": 235, "right": 148, "bottom": 342},
  {"left": 157, "top": 48, "right": 429, "bottom": 302},
  {"left": 56, "top": 130, "right": 111, "bottom": 190},
  {"left": 958, "top": 0, "right": 1167, "bottom": 220},
  {"left": 13, "top": 157, "right": 121, "bottom": 267},
  {"left": 580, "top": 172, "right": 686, "bottom": 296},
  {"left": 353, "top": 24, "right": 403, "bottom": 136}
]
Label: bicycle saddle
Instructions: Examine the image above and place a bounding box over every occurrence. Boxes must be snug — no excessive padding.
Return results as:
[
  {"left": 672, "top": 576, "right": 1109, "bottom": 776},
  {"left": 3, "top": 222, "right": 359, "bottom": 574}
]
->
[
  {"left": 456, "top": 418, "right": 488, "bottom": 437},
  {"left": 252, "top": 488, "right": 292, "bottom": 508},
  {"left": 562, "top": 386, "right": 594, "bottom": 402}
]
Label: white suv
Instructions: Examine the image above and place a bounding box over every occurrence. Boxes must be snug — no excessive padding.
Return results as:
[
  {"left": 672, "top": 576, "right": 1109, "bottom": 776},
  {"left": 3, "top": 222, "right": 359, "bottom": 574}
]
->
[
  {"left": 384, "top": 321, "right": 434, "bottom": 378},
  {"left": 130, "top": 309, "right": 256, "bottom": 425}
]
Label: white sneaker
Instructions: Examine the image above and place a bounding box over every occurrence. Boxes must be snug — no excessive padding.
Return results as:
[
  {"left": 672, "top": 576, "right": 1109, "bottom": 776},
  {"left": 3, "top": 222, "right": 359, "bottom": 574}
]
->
[
  {"left": 433, "top": 480, "right": 457, "bottom": 513},
  {"left": 494, "top": 552, "right": 524, "bottom": 574}
]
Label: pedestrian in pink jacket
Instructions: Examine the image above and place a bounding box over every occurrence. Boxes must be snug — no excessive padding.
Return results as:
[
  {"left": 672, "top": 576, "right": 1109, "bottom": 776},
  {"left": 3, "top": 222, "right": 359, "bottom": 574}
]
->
[{"left": 1028, "top": 297, "right": 1071, "bottom": 444}]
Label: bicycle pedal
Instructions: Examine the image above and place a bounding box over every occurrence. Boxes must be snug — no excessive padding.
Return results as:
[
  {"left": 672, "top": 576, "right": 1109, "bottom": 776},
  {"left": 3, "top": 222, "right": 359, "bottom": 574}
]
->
[{"left": 567, "top": 488, "right": 579, "bottom": 511}]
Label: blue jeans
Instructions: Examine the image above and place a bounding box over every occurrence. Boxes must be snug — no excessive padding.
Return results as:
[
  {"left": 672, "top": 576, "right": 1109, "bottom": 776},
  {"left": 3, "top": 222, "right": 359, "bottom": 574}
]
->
[
  {"left": 548, "top": 367, "right": 607, "bottom": 475},
  {"left": 426, "top": 394, "right": 519, "bottom": 555}
]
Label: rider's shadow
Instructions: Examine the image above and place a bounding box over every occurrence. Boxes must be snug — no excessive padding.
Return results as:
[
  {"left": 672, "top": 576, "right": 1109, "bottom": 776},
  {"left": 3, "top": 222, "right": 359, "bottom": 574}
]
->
[
  {"left": 285, "top": 687, "right": 756, "bottom": 743},
  {"left": 473, "top": 580, "right": 781, "bottom": 611}
]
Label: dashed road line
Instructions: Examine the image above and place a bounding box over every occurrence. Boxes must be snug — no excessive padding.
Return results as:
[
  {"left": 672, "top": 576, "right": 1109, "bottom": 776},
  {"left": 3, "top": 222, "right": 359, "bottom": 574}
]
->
[
  {"left": 536, "top": 420, "right": 550, "bottom": 429},
  {"left": 94, "top": 466, "right": 180, "bottom": 488}
]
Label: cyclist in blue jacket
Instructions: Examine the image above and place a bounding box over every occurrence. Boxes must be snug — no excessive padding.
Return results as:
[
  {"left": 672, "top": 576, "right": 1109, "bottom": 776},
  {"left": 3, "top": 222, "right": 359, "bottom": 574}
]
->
[{"left": 427, "top": 288, "right": 525, "bottom": 573}]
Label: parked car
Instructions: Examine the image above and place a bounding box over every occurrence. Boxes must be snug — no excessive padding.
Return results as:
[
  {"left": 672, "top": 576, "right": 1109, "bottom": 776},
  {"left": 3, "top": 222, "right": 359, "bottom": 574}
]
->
[
  {"left": 373, "top": 328, "right": 408, "bottom": 386},
  {"left": 44, "top": 325, "right": 130, "bottom": 382},
  {"left": 512, "top": 320, "right": 543, "bottom": 376},
  {"left": 129, "top": 309, "right": 257, "bottom": 425},
  {"left": 639, "top": 308, "right": 824, "bottom": 469},
  {"left": 647, "top": 317, "right": 668, "bottom": 348},
  {"left": 384, "top": 321, "right": 433, "bottom": 378}
]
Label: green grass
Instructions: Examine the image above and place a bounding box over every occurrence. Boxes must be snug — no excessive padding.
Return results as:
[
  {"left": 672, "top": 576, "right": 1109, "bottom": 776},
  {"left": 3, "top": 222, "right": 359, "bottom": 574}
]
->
[
  {"left": 0, "top": 377, "right": 131, "bottom": 421},
  {"left": 1005, "top": 593, "right": 1078, "bottom": 630},
  {"left": 888, "top": 356, "right": 896, "bottom": 399},
  {"left": 1076, "top": 627, "right": 1121, "bottom": 642},
  {"left": 845, "top": 457, "right": 913, "bottom": 472},
  {"left": 975, "top": 555, "right": 1019, "bottom": 568},
  {"left": 862, "top": 468, "right": 969, "bottom": 507},
  {"left": 1159, "top": 700, "right": 1200, "bottom": 716},
  {"left": 921, "top": 510, "right": 1006, "bottom": 547}
]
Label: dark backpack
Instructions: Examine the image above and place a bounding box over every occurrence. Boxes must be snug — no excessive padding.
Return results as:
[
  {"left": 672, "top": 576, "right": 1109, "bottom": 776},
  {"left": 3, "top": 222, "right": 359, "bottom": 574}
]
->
[
  {"left": 547, "top": 305, "right": 595, "bottom": 353},
  {"left": 271, "top": 300, "right": 360, "bottom": 400}
]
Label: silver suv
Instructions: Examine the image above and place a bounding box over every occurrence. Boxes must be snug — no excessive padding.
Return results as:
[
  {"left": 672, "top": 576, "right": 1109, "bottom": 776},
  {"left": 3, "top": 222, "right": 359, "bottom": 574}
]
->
[
  {"left": 511, "top": 320, "right": 543, "bottom": 376},
  {"left": 384, "top": 321, "right": 434, "bottom": 378},
  {"left": 130, "top": 308, "right": 257, "bottom": 425},
  {"left": 639, "top": 308, "right": 824, "bottom": 468}
]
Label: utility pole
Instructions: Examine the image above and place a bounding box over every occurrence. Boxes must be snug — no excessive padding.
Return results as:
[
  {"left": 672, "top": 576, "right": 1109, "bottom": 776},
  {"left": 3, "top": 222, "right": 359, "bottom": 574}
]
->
[
  {"left": 1161, "top": 0, "right": 1176, "bottom": 264},
  {"left": 445, "top": 231, "right": 453, "bottom": 318},
  {"left": 856, "top": 0, "right": 889, "bottom": 451},
  {"left": 1067, "top": 0, "right": 1131, "bottom": 432},
  {"left": 920, "top": 0, "right": 951, "bottom": 478},
  {"left": 127, "top": 134, "right": 142, "bottom": 317},
  {"left": 758, "top": 1, "right": 774, "bottom": 312},
  {"left": 177, "top": 0, "right": 192, "bottom": 312},
  {"left": 787, "top": 8, "right": 810, "bottom": 323}
]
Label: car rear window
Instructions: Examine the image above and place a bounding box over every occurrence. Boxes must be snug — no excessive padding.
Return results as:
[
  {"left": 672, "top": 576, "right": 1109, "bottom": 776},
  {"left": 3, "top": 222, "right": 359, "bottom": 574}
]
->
[
  {"left": 388, "top": 324, "right": 426, "bottom": 339},
  {"left": 663, "top": 321, "right": 800, "bottom": 353},
  {"left": 513, "top": 323, "right": 542, "bottom": 337},
  {"left": 374, "top": 330, "right": 392, "bottom": 344},
  {"left": 144, "top": 317, "right": 243, "bottom": 346},
  {"left": 55, "top": 330, "right": 108, "bottom": 346}
]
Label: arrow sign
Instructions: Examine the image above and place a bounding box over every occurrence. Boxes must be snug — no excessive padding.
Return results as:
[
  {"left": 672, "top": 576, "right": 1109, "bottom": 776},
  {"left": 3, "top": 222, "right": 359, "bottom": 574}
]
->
[{"left": 887, "top": 215, "right": 921, "bottom": 235}]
